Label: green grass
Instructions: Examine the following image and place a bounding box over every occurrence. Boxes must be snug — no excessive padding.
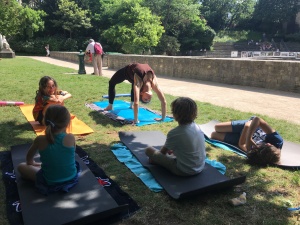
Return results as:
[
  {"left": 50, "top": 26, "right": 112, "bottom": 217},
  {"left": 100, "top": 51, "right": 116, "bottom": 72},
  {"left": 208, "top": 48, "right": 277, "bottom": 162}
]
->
[{"left": 0, "top": 57, "right": 299, "bottom": 225}]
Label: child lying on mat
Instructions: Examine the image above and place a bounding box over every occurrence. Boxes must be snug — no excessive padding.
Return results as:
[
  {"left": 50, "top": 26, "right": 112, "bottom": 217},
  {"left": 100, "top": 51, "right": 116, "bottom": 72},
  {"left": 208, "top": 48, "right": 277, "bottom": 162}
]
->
[
  {"left": 145, "top": 97, "right": 206, "bottom": 176},
  {"left": 211, "top": 117, "right": 283, "bottom": 166},
  {"left": 33, "top": 76, "right": 72, "bottom": 125},
  {"left": 18, "top": 105, "right": 80, "bottom": 195}
]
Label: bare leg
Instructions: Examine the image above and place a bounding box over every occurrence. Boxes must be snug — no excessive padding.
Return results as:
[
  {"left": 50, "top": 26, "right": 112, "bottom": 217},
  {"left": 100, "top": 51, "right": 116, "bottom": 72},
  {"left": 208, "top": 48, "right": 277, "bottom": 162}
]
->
[
  {"left": 214, "top": 122, "right": 233, "bottom": 132},
  {"left": 145, "top": 146, "right": 159, "bottom": 164},
  {"left": 211, "top": 121, "right": 232, "bottom": 141},
  {"left": 145, "top": 146, "right": 189, "bottom": 176},
  {"left": 17, "top": 162, "right": 40, "bottom": 181},
  {"left": 211, "top": 131, "right": 226, "bottom": 141}
]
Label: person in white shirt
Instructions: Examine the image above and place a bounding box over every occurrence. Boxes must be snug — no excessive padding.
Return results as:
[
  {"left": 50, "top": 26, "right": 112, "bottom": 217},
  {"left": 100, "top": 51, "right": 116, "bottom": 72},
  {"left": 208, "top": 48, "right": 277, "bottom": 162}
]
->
[{"left": 85, "top": 39, "right": 103, "bottom": 76}]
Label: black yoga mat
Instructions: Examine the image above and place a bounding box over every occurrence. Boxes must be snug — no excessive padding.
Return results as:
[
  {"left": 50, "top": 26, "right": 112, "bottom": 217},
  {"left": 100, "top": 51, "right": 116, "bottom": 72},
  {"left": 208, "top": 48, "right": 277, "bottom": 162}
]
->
[
  {"left": 119, "top": 131, "right": 246, "bottom": 199},
  {"left": 1, "top": 144, "right": 139, "bottom": 225},
  {"left": 199, "top": 120, "right": 300, "bottom": 169}
]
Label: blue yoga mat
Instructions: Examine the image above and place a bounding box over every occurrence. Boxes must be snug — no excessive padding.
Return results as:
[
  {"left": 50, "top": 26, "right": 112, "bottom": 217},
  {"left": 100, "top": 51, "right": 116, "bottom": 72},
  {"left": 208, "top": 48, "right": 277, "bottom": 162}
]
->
[
  {"left": 111, "top": 143, "right": 163, "bottom": 192},
  {"left": 111, "top": 143, "right": 226, "bottom": 192},
  {"left": 92, "top": 100, "right": 173, "bottom": 126},
  {"left": 204, "top": 136, "right": 247, "bottom": 157}
]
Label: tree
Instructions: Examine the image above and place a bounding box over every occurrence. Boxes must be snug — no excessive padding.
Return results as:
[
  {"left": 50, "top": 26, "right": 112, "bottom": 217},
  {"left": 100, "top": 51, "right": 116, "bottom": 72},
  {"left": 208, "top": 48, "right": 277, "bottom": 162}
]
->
[
  {"left": 178, "top": 21, "right": 215, "bottom": 52},
  {"left": 155, "top": 34, "right": 181, "bottom": 55},
  {"left": 144, "top": 0, "right": 202, "bottom": 37},
  {"left": 252, "top": 0, "right": 299, "bottom": 34},
  {"left": 0, "top": 0, "right": 22, "bottom": 37},
  {"left": 101, "top": 0, "right": 165, "bottom": 53},
  {"left": 52, "top": 0, "right": 92, "bottom": 38},
  {"left": 19, "top": 6, "right": 46, "bottom": 39},
  {"left": 200, "top": 0, "right": 255, "bottom": 31},
  {"left": 0, "top": 0, "right": 45, "bottom": 39},
  {"left": 144, "top": 0, "right": 214, "bottom": 54}
]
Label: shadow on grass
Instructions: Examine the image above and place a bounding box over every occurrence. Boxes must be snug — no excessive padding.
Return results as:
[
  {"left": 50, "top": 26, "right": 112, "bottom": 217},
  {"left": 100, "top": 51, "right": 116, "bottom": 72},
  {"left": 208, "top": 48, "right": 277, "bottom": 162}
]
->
[
  {"left": 169, "top": 154, "right": 294, "bottom": 224},
  {"left": 0, "top": 121, "right": 34, "bottom": 150},
  {"left": 0, "top": 119, "right": 295, "bottom": 225},
  {"left": 88, "top": 110, "right": 125, "bottom": 128}
]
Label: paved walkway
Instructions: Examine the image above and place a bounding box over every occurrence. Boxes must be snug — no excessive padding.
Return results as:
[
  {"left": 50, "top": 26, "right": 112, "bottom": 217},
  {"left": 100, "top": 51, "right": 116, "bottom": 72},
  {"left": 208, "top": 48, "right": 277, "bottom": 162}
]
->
[{"left": 28, "top": 56, "right": 300, "bottom": 125}]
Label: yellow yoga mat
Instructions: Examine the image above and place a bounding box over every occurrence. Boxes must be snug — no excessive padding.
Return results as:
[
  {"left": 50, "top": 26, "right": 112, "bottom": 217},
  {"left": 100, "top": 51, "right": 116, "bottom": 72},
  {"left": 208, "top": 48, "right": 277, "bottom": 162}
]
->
[{"left": 20, "top": 104, "right": 94, "bottom": 136}]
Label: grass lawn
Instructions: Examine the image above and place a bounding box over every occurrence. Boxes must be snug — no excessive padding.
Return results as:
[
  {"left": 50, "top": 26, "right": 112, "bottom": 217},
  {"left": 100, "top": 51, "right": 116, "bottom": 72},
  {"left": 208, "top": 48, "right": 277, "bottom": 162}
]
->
[{"left": 0, "top": 57, "right": 299, "bottom": 225}]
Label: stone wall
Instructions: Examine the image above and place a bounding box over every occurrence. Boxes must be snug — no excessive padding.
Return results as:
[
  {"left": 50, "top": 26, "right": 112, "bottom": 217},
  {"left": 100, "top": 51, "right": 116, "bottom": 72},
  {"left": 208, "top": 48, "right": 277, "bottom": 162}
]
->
[
  {"left": 50, "top": 51, "right": 108, "bottom": 67},
  {"left": 51, "top": 52, "right": 300, "bottom": 93}
]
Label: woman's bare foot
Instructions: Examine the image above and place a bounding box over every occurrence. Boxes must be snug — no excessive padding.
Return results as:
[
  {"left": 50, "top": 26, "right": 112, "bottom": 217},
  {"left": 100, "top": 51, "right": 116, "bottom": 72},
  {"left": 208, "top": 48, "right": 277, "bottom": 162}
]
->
[{"left": 104, "top": 104, "right": 113, "bottom": 111}]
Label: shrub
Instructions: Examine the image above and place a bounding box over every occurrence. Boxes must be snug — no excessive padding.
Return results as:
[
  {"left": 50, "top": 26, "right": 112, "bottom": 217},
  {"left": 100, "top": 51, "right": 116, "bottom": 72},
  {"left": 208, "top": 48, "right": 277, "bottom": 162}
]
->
[{"left": 9, "top": 36, "right": 79, "bottom": 55}]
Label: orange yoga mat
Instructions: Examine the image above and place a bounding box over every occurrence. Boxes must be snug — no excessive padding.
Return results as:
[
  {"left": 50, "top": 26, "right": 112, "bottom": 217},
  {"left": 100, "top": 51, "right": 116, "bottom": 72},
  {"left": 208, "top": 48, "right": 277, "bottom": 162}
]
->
[{"left": 20, "top": 105, "right": 94, "bottom": 136}]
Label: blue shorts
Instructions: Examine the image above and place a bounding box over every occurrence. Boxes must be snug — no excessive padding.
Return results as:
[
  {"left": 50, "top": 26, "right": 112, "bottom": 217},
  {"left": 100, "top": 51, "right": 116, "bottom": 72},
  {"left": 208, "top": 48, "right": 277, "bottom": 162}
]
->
[
  {"left": 223, "top": 120, "right": 248, "bottom": 145},
  {"left": 35, "top": 161, "right": 80, "bottom": 195}
]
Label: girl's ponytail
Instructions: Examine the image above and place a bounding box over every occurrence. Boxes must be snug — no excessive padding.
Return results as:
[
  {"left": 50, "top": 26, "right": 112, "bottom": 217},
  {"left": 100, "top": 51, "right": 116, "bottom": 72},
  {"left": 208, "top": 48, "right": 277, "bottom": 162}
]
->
[
  {"left": 45, "top": 122, "right": 55, "bottom": 143},
  {"left": 44, "top": 105, "right": 70, "bottom": 144}
]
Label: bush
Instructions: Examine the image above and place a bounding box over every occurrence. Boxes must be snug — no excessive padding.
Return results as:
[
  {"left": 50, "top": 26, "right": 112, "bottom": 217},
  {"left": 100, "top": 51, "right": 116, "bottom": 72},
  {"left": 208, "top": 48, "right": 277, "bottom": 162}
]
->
[
  {"left": 9, "top": 36, "right": 80, "bottom": 55},
  {"left": 285, "top": 33, "right": 300, "bottom": 42},
  {"left": 61, "top": 38, "right": 78, "bottom": 51},
  {"left": 155, "top": 35, "right": 181, "bottom": 56},
  {"left": 214, "top": 30, "right": 261, "bottom": 43}
]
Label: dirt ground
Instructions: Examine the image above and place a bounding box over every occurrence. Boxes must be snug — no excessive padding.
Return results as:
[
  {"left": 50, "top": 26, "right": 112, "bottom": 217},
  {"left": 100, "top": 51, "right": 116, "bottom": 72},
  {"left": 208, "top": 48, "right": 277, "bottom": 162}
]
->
[{"left": 28, "top": 56, "right": 300, "bottom": 125}]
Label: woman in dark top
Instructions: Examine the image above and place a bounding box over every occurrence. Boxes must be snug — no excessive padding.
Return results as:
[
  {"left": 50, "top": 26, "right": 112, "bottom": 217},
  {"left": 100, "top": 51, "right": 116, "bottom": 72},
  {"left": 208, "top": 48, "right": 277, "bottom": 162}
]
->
[{"left": 104, "top": 63, "right": 167, "bottom": 124}]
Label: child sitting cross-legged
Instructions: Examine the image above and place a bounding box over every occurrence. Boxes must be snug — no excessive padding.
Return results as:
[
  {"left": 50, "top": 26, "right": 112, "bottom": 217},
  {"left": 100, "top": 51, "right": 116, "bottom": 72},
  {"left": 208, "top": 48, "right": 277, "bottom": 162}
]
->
[
  {"left": 145, "top": 97, "right": 206, "bottom": 176},
  {"left": 33, "top": 76, "right": 72, "bottom": 125},
  {"left": 18, "top": 105, "right": 80, "bottom": 195}
]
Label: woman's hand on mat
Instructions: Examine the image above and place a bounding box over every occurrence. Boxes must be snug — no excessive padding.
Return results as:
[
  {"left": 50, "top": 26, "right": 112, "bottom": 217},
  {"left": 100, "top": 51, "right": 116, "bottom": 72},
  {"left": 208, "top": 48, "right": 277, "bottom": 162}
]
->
[{"left": 154, "top": 118, "right": 164, "bottom": 122}]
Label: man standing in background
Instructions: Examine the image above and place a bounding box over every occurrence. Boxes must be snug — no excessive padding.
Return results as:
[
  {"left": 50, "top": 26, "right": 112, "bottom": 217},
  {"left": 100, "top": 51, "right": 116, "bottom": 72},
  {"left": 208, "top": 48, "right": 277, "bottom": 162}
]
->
[{"left": 85, "top": 39, "right": 103, "bottom": 76}]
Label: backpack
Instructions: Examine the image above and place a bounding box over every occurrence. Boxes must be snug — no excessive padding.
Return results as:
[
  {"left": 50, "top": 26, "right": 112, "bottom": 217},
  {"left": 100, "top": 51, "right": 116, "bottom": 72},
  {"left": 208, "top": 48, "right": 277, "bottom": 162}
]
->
[{"left": 94, "top": 42, "right": 103, "bottom": 55}]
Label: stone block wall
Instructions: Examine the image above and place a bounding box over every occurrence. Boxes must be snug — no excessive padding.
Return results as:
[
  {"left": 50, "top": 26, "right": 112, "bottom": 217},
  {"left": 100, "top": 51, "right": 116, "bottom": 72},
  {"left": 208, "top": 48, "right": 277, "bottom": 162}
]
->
[
  {"left": 51, "top": 52, "right": 300, "bottom": 93},
  {"left": 108, "top": 54, "right": 300, "bottom": 93},
  {"left": 50, "top": 51, "right": 108, "bottom": 67}
]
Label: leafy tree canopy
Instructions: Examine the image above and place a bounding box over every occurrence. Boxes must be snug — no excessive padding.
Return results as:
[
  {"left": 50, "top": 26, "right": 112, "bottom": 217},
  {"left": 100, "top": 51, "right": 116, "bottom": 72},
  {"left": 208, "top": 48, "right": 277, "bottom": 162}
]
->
[
  {"left": 200, "top": 0, "right": 256, "bottom": 31},
  {"left": 251, "top": 0, "right": 299, "bottom": 33},
  {"left": 52, "top": 0, "right": 92, "bottom": 38},
  {"left": 0, "top": 0, "right": 22, "bottom": 37},
  {"left": 19, "top": 6, "right": 46, "bottom": 39},
  {"left": 0, "top": 0, "right": 45, "bottom": 39},
  {"left": 101, "top": 0, "right": 165, "bottom": 53},
  {"left": 253, "top": 0, "right": 298, "bottom": 24},
  {"left": 144, "top": 0, "right": 213, "bottom": 53}
]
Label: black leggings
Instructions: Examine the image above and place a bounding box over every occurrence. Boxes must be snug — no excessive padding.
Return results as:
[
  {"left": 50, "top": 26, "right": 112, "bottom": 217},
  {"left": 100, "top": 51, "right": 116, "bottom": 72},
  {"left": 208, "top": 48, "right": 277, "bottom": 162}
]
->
[{"left": 108, "top": 67, "right": 134, "bottom": 104}]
